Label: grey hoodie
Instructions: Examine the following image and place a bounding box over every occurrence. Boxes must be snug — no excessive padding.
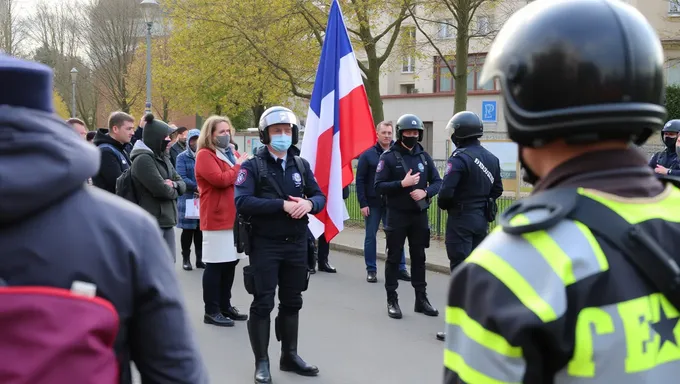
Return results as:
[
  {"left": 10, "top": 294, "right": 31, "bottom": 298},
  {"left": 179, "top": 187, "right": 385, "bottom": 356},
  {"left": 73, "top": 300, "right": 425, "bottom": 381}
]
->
[{"left": 0, "top": 105, "right": 207, "bottom": 383}]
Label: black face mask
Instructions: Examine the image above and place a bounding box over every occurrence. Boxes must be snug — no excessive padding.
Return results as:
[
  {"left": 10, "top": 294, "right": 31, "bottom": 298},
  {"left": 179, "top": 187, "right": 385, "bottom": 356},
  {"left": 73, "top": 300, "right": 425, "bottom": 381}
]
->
[
  {"left": 161, "top": 139, "right": 171, "bottom": 153},
  {"left": 402, "top": 136, "right": 418, "bottom": 149},
  {"left": 519, "top": 148, "right": 540, "bottom": 185},
  {"left": 664, "top": 136, "right": 676, "bottom": 151}
]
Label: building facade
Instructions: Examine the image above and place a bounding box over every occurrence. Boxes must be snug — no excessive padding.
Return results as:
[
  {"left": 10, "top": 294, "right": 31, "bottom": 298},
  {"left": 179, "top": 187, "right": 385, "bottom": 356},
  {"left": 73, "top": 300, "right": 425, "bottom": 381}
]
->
[{"left": 374, "top": 0, "right": 680, "bottom": 160}]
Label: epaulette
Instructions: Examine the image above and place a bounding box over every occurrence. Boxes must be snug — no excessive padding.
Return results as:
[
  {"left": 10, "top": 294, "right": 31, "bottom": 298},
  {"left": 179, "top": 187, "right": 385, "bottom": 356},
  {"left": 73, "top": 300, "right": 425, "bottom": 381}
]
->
[{"left": 451, "top": 147, "right": 466, "bottom": 157}]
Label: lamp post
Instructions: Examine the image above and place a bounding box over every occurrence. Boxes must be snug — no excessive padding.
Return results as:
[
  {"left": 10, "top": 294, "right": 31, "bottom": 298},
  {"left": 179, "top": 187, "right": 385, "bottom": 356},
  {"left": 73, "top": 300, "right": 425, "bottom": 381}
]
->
[
  {"left": 70, "top": 67, "right": 78, "bottom": 118},
  {"left": 140, "top": 0, "right": 160, "bottom": 115}
]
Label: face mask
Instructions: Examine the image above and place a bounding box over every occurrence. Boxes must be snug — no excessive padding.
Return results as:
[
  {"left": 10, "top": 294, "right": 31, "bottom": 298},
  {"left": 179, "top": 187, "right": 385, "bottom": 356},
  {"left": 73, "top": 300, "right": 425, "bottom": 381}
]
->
[
  {"left": 519, "top": 148, "right": 539, "bottom": 185},
  {"left": 402, "top": 136, "right": 418, "bottom": 149},
  {"left": 215, "top": 134, "right": 230, "bottom": 149},
  {"left": 664, "top": 136, "right": 676, "bottom": 151},
  {"left": 161, "top": 139, "right": 171, "bottom": 153},
  {"left": 270, "top": 134, "right": 292, "bottom": 152}
]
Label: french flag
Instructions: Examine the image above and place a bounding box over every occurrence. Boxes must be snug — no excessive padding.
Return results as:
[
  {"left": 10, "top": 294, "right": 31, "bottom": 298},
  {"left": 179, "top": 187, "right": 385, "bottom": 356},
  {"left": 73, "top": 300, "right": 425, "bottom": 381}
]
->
[{"left": 300, "top": 0, "right": 377, "bottom": 242}]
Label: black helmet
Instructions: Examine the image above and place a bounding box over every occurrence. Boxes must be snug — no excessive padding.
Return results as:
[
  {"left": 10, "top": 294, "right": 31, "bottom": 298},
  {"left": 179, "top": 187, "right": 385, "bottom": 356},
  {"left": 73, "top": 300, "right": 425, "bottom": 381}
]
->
[
  {"left": 258, "top": 106, "right": 299, "bottom": 145},
  {"left": 395, "top": 114, "right": 424, "bottom": 141},
  {"left": 447, "top": 111, "right": 483, "bottom": 142},
  {"left": 479, "top": 0, "right": 666, "bottom": 148}
]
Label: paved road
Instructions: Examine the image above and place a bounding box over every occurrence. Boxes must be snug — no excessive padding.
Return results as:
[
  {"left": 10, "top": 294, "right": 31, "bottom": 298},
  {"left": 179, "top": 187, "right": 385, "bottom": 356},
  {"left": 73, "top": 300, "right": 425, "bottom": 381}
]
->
[{"left": 158, "top": 248, "right": 450, "bottom": 384}]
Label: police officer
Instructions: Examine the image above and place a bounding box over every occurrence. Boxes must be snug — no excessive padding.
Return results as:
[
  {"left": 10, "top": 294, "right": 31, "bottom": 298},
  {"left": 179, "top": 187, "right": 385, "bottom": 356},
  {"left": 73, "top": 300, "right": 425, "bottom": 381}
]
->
[
  {"left": 650, "top": 120, "right": 680, "bottom": 175},
  {"left": 435, "top": 111, "right": 503, "bottom": 342},
  {"left": 375, "top": 114, "right": 442, "bottom": 319},
  {"left": 443, "top": 1, "right": 680, "bottom": 383},
  {"left": 235, "top": 106, "right": 326, "bottom": 384}
]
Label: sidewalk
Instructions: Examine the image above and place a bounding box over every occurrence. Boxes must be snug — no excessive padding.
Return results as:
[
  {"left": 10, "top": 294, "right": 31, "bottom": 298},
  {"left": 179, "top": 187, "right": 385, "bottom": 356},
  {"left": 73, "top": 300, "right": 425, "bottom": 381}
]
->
[{"left": 329, "top": 226, "right": 450, "bottom": 274}]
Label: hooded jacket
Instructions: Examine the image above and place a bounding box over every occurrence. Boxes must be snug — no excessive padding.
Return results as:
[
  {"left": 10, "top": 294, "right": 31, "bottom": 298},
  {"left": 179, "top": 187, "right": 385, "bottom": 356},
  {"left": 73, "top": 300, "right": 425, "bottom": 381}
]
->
[
  {"left": 130, "top": 118, "right": 186, "bottom": 228},
  {"left": 92, "top": 128, "right": 131, "bottom": 194},
  {"left": 0, "top": 105, "right": 207, "bottom": 383}
]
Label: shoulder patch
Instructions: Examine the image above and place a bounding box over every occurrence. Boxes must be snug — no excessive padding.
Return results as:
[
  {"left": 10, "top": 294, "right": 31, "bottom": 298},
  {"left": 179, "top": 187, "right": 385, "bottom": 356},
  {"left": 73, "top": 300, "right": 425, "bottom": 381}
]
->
[
  {"left": 445, "top": 162, "right": 453, "bottom": 175},
  {"left": 236, "top": 168, "right": 248, "bottom": 185},
  {"left": 376, "top": 159, "right": 385, "bottom": 172}
]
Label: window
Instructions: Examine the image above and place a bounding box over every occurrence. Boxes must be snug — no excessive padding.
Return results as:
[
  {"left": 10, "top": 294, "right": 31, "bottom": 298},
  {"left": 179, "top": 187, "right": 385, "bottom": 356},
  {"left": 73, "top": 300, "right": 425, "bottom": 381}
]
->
[
  {"left": 402, "top": 26, "right": 416, "bottom": 43},
  {"left": 400, "top": 84, "right": 416, "bottom": 94},
  {"left": 438, "top": 20, "right": 455, "bottom": 39},
  {"left": 666, "top": 60, "right": 680, "bottom": 85},
  {"left": 433, "top": 54, "right": 496, "bottom": 93},
  {"left": 402, "top": 56, "right": 415, "bottom": 73},
  {"left": 476, "top": 16, "right": 491, "bottom": 35},
  {"left": 671, "top": 1, "right": 680, "bottom": 15}
]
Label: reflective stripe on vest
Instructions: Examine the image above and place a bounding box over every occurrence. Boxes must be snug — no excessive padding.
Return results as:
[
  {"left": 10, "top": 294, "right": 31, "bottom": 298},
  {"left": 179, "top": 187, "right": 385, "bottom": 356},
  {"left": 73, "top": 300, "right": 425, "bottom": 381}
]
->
[{"left": 444, "top": 184, "right": 680, "bottom": 383}]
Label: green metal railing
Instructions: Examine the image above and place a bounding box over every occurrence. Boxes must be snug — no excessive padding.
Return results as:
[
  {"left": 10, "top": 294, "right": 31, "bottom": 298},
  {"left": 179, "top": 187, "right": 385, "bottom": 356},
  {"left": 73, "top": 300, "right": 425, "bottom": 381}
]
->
[{"left": 343, "top": 184, "right": 516, "bottom": 239}]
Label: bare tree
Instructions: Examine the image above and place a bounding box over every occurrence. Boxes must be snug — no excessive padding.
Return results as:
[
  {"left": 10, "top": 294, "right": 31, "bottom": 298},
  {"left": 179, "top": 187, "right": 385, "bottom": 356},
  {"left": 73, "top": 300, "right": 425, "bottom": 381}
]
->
[
  {"left": 408, "top": 0, "right": 514, "bottom": 113},
  {"left": 28, "top": 0, "right": 99, "bottom": 129},
  {"left": 83, "top": 0, "right": 145, "bottom": 113},
  {"left": 0, "top": 0, "right": 27, "bottom": 56}
]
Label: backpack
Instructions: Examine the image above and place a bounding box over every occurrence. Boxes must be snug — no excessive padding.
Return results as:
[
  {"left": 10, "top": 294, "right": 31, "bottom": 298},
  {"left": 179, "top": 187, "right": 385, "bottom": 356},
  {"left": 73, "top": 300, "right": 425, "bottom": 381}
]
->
[
  {"left": 115, "top": 167, "right": 138, "bottom": 204},
  {"left": 0, "top": 280, "right": 119, "bottom": 383}
]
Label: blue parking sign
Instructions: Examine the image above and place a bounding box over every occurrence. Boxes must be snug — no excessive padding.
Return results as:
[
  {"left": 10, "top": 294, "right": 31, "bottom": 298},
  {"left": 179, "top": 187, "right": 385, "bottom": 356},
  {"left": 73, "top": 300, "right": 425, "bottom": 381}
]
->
[{"left": 481, "top": 100, "right": 497, "bottom": 123}]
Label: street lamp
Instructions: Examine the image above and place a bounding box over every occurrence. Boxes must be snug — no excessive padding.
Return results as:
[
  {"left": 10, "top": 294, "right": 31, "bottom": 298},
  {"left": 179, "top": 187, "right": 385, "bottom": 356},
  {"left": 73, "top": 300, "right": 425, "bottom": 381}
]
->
[
  {"left": 140, "top": 0, "right": 160, "bottom": 115},
  {"left": 70, "top": 67, "right": 78, "bottom": 118}
]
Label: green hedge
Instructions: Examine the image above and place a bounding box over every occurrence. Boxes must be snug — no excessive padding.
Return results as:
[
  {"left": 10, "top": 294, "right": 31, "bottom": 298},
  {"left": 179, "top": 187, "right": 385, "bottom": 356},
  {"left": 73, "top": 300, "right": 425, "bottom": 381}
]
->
[
  {"left": 667, "top": 85, "right": 680, "bottom": 121},
  {"left": 344, "top": 184, "right": 515, "bottom": 238}
]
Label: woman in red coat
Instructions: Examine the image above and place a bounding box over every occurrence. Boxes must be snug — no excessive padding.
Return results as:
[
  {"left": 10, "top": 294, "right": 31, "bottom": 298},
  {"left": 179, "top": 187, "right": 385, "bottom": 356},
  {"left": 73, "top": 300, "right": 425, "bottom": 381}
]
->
[{"left": 195, "top": 115, "right": 249, "bottom": 327}]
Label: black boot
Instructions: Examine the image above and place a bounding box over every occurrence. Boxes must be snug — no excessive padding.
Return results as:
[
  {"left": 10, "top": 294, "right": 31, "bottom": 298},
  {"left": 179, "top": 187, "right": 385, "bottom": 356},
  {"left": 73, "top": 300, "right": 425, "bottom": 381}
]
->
[
  {"left": 317, "top": 260, "right": 336, "bottom": 273},
  {"left": 195, "top": 245, "right": 205, "bottom": 269},
  {"left": 387, "top": 294, "right": 402, "bottom": 319},
  {"left": 276, "top": 314, "right": 319, "bottom": 376},
  {"left": 248, "top": 318, "right": 272, "bottom": 384},
  {"left": 182, "top": 250, "right": 192, "bottom": 271},
  {"left": 414, "top": 292, "right": 439, "bottom": 317},
  {"left": 436, "top": 332, "right": 446, "bottom": 341}
]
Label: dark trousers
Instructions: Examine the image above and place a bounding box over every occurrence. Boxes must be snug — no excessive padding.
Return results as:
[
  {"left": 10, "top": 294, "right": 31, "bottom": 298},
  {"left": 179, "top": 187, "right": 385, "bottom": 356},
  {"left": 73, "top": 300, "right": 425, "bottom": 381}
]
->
[
  {"left": 384, "top": 209, "right": 429, "bottom": 297},
  {"left": 364, "top": 203, "right": 406, "bottom": 272},
  {"left": 203, "top": 260, "right": 239, "bottom": 315},
  {"left": 247, "top": 237, "right": 308, "bottom": 320},
  {"left": 445, "top": 210, "right": 488, "bottom": 272},
  {"left": 317, "top": 235, "right": 329, "bottom": 264},
  {"left": 180, "top": 228, "right": 202, "bottom": 261}
]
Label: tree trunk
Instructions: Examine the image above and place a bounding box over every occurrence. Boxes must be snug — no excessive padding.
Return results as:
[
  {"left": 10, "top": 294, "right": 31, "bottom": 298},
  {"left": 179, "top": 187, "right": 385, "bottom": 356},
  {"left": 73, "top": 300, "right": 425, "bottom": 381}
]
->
[
  {"left": 162, "top": 100, "right": 169, "bottom": 122},
  {"left": 251, "top": 103, "right": 265, "bottom": 128},
  {"left": 364, "top": 63, "right": 384, "bottom": 125},
  {"left": 454, "top": 18, "right": 470, "bottom": 114}
]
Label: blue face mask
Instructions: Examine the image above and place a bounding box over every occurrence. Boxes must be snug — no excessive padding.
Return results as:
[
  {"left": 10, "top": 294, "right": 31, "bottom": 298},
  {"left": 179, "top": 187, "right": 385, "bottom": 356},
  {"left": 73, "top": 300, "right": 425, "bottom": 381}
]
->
[{"left": 270, "top": 134, "right": 292, "bottom": 152}]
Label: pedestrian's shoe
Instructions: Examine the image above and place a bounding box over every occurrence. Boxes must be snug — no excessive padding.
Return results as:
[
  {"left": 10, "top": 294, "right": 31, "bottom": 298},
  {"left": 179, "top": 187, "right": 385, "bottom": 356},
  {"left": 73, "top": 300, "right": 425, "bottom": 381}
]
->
[
  {"left": 308, "top": 267, "right": 316, "bottom": 274},
  {"left": 222, "top": 306, "right": 248, "bottom": 321},
  {"left": 182, "top": 250, "right": 193, "bottom": 271},
  {"left": 276, "top": 314, "right": 319, "bottom": 376},
  {"left": 195, "top": 247, "right": 206, "bottom": 269},
  {"left": 318, "top": 261, "right": 336, "bottom": 273},
  {"left": 414, "top": 292, "right": 439, "bottom": 317},
  {"left": 366, "top": 271, "right": 377, "bottom": 283},
  {"left": 387, "top": 296, "right": 402, "bottom": 319},
  {"left": 398, "top": 269, "right": 411, "bottom": 281},
  {"left": 436, "top": 332, "right": 446, "bottom": 341},
  {"left": 248, "top": 318, "right": 273, "bottom": 384},
  {"left": 204, "top": 313, "right": 235, "bottom": 327}
]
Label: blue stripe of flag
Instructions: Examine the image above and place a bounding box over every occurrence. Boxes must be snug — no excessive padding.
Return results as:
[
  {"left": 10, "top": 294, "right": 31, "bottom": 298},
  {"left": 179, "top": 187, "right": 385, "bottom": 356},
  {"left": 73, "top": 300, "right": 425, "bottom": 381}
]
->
[{"left": 308, "top": 0, "right": 354, "bottom": 136}]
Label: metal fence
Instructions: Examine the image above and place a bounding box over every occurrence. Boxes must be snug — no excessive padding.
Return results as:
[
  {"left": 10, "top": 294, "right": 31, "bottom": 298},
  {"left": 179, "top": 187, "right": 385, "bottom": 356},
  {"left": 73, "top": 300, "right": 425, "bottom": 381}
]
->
[{"left": 343, "top": 184, "right": 516, "bottom": 239}]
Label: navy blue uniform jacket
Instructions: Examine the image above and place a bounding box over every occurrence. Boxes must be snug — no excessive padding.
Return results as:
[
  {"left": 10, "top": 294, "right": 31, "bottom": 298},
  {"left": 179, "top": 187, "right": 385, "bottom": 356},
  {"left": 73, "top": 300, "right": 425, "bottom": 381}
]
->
[
  {"left": 234, "top": 146, "right": 327, "bottom": 238},
  {"left": 374, "top": 142, "right": 442, "bottom": 212},
  {"left": 438, "top": 140, "right": 504, "bottom": 210},
  {"left": 356, "top": 141, "right": 392, "bottom": 208}
]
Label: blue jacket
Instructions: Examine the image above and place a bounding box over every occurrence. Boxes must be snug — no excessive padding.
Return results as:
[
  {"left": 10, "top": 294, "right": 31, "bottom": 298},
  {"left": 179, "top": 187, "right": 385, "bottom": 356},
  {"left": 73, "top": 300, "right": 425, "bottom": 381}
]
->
[
  {"left": 0, "top": 106, "right": 207, "bottom": 384},
  {"left": 356, "top": 142, "right": 392, "bottom": 208},
  {"left": 176, "top": 129, "right": 200, "bottom": 229}
]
